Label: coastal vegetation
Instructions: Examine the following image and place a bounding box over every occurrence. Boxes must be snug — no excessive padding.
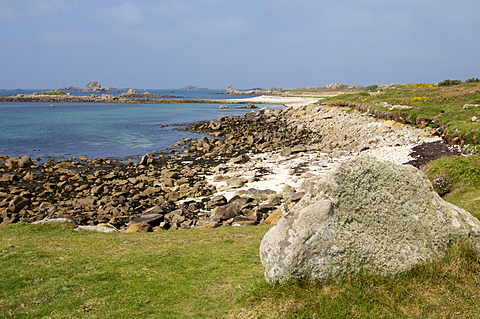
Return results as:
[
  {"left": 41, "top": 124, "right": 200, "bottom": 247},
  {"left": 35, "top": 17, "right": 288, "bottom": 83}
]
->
[
  {"left": 32, "top": 90, "right": 68, "bottom": 96},
  {"left": 322, "top": 81, "right": 480, "bottom": 146},
  {"left": 425, "top": 154, "right": 480, "bottom": 216}
]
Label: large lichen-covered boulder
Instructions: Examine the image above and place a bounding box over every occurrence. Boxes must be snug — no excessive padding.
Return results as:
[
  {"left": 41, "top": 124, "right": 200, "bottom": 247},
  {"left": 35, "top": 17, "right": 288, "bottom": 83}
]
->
[{"left": 260, "top": 156, "right": 480, "bottom": 284}]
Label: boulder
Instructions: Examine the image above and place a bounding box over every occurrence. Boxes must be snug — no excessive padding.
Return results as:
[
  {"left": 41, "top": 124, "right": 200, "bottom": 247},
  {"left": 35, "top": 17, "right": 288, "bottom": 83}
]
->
[
  {"left": 139, "top": 153, "right": 155, "bottom": 165},
  {"left": 227, "top": 179, "right": 246, "bottom": 188},
  {"left": 33, "top": 218, "right": 73, "bottom": 225},
  {"left": 280, "top": 147, "right": 292, "bottom": 156},
  {"left": 206, "top": 195, "right": 228, "bottom": 209},
  {"left": 127, "top": 213, "right": 164, "bottom": 227},
  {"left": 18, "top": 156, "right": 34, "bottom": 168},
  {"left": 76, "top": 225, "right": 120, "bottom": 233},
  {"left": 232, "top": 210, "right": 259, "bottom": 226},
  {"left": 260, "top": 156, "right": 480, "bottom": 284},
  {"left": 126, "top": 223, "right": 152, "bottom": 233},
  {"left": 210, "top": 202, "right": 243, "bottom": 221},
  {"left": 291, "top": 144, "right": 307, "bottom": 153},
  {"left": 8, "top": 195, "right": 32, "bottom": 214},
  {"left": 230, "top": 154, "right": 249, "bottom": 164}
]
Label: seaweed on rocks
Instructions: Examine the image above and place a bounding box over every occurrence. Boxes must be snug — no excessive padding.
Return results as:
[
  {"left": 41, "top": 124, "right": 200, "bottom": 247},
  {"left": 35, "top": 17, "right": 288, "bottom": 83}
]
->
[{"left": 406, "top": 141, "right": 462, "bottom": 168}]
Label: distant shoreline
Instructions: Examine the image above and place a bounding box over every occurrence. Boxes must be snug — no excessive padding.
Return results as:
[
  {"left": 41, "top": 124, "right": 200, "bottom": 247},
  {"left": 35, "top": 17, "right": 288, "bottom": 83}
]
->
[{"left": 0, "top": 94, "right": 320, "bottom": 107}]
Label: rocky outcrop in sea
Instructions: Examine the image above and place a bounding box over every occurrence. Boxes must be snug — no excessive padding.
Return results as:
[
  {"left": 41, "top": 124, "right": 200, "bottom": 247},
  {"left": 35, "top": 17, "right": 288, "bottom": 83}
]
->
[{"left": 59, "top": 81, "right": 129, "bottom": 93}]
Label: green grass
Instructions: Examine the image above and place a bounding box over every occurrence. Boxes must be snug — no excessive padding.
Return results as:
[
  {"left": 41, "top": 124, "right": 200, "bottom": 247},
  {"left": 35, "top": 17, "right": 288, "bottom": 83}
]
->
[
  {"left": 32, "top": 90, "right": 67, "bottom": 96},
  {"left": 1, "top": 223, "right": 480, "bottom": 318},
  {"left": 322, "top": 82, "right": 480, "bottom": 145},
  {"left": 424, "top": 154, "right": 480, "bottom": 218},
  {"left": 0, "top": 223, "right": 267, "bottom": 318}
]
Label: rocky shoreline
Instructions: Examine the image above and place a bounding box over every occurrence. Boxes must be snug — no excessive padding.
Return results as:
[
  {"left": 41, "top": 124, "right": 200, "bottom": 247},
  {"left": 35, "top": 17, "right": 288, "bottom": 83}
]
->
[{"left": 0, "top": 101, "right": 461, "bottom": 232}]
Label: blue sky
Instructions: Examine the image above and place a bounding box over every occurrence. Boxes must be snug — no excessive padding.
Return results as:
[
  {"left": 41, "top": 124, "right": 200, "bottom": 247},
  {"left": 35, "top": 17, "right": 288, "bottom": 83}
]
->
[{"left": 1, "top": 0, "right": 479, "bottom": 89}]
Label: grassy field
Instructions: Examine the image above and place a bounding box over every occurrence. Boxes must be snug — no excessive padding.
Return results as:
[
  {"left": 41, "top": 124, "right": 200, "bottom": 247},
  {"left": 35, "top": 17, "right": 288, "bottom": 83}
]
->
[
  {"left": 0, "top": 223, "right": 267, "bottom": 318},
  {"left": 1, "top": 222, "right": 480, "bottom": 318}
]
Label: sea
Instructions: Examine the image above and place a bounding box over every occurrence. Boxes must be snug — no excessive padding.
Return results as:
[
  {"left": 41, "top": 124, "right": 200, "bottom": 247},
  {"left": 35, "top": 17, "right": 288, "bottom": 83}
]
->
[{"left": 0, "top": 89, "right": 281, "bottom": 162}]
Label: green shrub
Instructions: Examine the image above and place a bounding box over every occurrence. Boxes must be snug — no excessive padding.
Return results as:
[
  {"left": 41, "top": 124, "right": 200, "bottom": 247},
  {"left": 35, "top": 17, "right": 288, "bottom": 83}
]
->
[
  {"left": 33, "top": 90, "right": 67, "bottom": 95},
  {"left": 364, "top": 85, "right": 378, "bottom": 92},
  {"left": 466, "top": 78, "right": 480, "bottom": 83},
  {"left": 438, "top": 79, "right": 462, "bottom": 86}
]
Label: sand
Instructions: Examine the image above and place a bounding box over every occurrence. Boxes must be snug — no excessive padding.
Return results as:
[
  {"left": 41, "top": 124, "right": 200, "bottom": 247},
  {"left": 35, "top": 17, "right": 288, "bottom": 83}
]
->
[{"left": 228, "top": 95, "right": 321, "bottom": 107}]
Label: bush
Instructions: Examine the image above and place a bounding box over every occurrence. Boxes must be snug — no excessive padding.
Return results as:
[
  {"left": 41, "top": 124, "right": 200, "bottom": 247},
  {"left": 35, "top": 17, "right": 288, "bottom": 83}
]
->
[
  {"left": 33, "top": 90, "right": 67, "bottom": 95},
  {"left": 410, "top": 96, "right": 429, "bottom": 102},
  {"left": 365, "top": 85, "right": 378, "bottom": 92},
  {"left": 438, "top": 79, "right": 462, "bottom": 86},
  {"left": 403, "top": 83, "right": 437, "bottom": 88},
  {"left": 466, "top": 78, "right": 480, "bottom": 83}
]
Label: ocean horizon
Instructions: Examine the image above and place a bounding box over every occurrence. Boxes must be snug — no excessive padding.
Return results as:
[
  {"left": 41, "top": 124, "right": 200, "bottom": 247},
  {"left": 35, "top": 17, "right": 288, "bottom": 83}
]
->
[{"left": 0, "top": 89, "right": 281, "bottom": 162}]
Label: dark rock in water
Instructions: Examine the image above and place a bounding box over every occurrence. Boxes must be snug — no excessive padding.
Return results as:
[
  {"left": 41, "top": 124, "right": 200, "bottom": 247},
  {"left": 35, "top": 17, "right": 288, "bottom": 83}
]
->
[
  {"left": 260, "top": 156, "right": 480, "bottom": 284},
  {"left": 140, "top": 153, "right": 155, "bottom": 166}
]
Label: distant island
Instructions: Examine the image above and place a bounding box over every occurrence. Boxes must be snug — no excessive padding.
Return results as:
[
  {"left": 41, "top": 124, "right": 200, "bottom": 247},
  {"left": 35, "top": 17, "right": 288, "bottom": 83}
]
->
[
  {"left": 179, "top": 85, "right": 209, "bottom": 90},
  {"left": 59, "top": 81, "right": 130, "bottom": 93}
]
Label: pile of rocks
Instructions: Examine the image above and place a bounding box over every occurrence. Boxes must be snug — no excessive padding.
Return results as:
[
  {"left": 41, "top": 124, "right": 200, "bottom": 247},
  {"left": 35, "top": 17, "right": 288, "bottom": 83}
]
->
[{"left": 0, "top": 152, "right": 304, "bottom": 230}]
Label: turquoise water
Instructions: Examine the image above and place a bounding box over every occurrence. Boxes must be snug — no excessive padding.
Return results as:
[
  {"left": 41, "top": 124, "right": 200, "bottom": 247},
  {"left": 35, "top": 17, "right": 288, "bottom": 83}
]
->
[{"left": 0, "top": 92, "right": 274, "bottom": 161}]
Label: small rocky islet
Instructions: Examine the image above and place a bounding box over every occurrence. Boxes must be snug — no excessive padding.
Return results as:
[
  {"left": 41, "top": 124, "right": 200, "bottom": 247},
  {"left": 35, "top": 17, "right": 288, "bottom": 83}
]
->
[{"left": 0, "top": 102, "right": 461, "bottom": 232}]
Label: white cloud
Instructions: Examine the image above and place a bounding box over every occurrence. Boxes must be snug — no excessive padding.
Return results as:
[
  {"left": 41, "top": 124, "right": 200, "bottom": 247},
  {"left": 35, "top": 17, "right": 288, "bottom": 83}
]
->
[
  {"left": 94, "top": 2, "right": 143, "bottom": 27},
  {"left": 37, "top": 30, "right": 107, "bottom": 44}
]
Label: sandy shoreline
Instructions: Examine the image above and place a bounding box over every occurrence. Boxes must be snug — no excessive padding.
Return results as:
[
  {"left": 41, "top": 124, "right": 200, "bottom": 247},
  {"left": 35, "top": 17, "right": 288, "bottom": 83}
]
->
[{"left": 227, "top": 95, "right": 321, "bottom": 107}]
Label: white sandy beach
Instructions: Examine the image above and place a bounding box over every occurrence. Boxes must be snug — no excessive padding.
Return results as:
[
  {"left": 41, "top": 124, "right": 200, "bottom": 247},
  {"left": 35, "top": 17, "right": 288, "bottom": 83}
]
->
[{"left": 228, "top": 95, "right": 321, "bottom": 107}]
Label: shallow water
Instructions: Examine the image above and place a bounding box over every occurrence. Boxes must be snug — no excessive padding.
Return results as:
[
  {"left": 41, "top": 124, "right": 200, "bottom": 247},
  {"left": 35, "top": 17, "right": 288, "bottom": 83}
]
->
[{"left": 0, "top": 100, "right": 268, "bottom": 161}]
